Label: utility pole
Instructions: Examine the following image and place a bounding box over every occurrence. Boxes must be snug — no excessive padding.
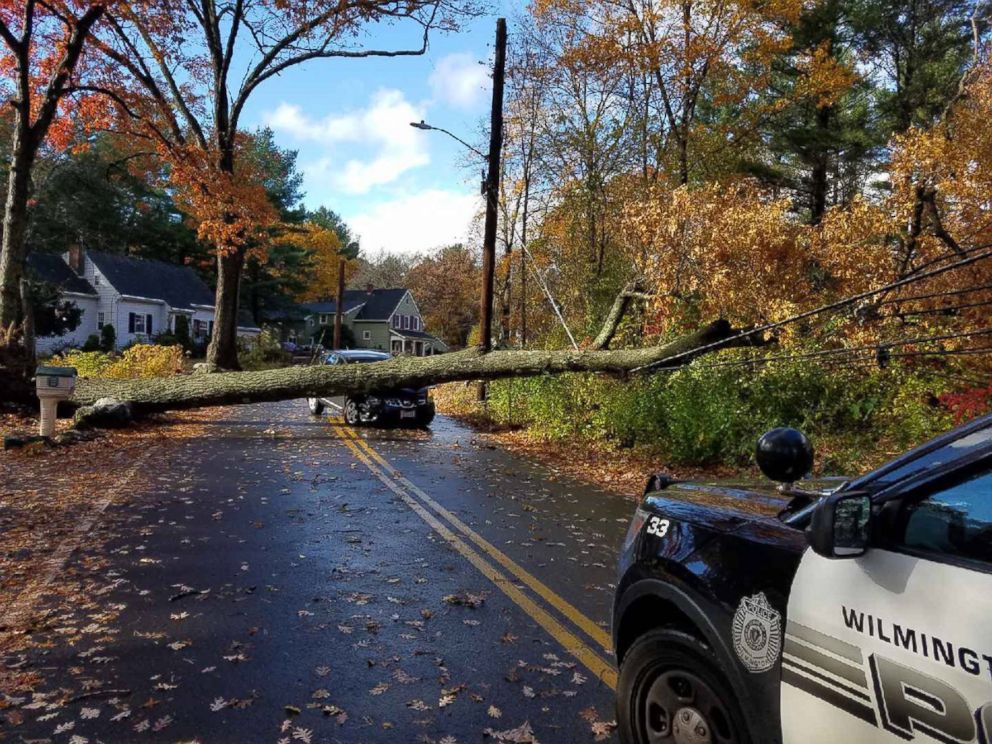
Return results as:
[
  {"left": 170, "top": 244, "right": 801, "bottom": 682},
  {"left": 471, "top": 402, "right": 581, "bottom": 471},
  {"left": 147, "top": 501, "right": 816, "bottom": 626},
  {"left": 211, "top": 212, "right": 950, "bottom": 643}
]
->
[
  {"left": 479, "top": 18, "right": 506, "bottom": 354},
  {"left": 333, "top": 255, "right": 346, "bottom": 349}
]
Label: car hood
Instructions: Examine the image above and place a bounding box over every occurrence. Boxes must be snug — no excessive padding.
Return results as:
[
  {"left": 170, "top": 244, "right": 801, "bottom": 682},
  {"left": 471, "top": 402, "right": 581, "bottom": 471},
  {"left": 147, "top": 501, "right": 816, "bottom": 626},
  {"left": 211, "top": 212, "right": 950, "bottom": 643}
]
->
[{"left": 654, "top": 475, "right": 847, "bottom": 520}]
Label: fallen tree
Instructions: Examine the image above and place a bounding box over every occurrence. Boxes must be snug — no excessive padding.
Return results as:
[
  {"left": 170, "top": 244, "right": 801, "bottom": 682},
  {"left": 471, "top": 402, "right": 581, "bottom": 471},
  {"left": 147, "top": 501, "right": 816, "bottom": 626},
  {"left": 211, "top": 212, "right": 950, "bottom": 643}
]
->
[{"left": 72, "top": 320, "right": 752, "bottom": 416}]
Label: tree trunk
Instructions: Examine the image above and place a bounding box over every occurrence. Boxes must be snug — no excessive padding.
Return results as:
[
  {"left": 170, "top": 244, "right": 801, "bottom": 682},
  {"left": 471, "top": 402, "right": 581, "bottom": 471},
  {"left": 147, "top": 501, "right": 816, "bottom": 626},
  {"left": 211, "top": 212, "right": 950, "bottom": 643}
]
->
[
  {"left": 809, "top": 104, "right": 832, "bottom": 225},
  {"left": 20, "top": 278, "right": 35, "bottom": 370},
  {"left": 0, "top": 126, "right": 34, "bottom": 330},
  {"left": 207, "top": 248, "right": 245, "bottom": 370},
  {"left": 72, "top": 320, "right": 746, "bottom": 415}
]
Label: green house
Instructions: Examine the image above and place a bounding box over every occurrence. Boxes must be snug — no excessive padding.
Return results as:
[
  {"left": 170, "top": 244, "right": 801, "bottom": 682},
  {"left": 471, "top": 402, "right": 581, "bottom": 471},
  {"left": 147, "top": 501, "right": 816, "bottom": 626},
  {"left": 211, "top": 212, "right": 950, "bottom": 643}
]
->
[{"left": 302, "top": 287, "right": 448, "bottom": 356}]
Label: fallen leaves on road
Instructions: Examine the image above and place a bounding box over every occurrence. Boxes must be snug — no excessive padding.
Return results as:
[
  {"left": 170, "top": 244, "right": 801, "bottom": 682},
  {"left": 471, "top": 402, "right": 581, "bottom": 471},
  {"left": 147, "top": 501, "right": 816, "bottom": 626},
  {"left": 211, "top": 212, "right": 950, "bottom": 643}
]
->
[{"left": 483, "top": 720, "right": 539, "bottom": 743}]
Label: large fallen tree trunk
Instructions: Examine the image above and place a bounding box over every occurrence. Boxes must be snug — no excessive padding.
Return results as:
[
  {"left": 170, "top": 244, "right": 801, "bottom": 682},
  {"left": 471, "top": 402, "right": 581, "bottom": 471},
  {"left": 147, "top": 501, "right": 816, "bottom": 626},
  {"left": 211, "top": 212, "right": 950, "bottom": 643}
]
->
[{"left": 72, "top": 320, "right": 749, "bottom": 415}]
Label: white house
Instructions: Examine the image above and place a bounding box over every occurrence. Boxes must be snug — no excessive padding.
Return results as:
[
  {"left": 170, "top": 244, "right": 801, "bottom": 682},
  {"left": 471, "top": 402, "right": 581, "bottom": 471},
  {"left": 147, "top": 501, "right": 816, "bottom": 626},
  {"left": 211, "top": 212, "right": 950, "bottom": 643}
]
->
[{"left": 27, "top": 246, "right": 261, "bottom": 354}]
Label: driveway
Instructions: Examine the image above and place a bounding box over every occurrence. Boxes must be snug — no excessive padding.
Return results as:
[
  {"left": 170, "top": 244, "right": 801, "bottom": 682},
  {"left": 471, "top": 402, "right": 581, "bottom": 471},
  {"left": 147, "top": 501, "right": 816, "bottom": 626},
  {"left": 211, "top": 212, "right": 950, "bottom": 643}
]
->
[{"left": 1, "top": 401, "right": 639, "bottom": 743}]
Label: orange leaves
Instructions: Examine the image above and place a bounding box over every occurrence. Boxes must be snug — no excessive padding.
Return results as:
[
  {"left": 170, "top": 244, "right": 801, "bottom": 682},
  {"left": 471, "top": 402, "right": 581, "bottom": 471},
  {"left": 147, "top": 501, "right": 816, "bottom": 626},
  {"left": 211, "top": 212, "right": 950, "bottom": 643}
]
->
[{"left": 166, "top": 141, "right": 278, "bottom": 256}]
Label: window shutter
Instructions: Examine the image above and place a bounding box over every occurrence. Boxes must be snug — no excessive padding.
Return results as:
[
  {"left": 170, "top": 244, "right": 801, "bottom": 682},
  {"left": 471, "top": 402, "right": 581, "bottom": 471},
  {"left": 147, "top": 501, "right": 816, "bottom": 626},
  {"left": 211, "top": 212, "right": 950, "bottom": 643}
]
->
[
  {"left": 128, "top": 313, "right": 135, "bottom": 333},
  {"left": 146, "top": 314, "right": 153, "bottom": 335}
]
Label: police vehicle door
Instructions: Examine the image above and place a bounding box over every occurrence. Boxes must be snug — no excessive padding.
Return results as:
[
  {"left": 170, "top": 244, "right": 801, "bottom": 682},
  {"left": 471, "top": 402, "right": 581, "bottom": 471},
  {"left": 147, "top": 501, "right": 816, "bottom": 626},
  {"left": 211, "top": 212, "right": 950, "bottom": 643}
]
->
[{"left": 781, "top": 465, "right": 992, "bottom": 743}]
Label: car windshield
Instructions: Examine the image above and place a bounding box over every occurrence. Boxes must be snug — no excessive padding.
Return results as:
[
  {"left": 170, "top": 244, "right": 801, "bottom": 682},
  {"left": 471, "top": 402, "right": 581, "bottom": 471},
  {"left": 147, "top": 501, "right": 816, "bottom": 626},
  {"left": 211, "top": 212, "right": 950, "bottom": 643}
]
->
[{"left": 857, "top": 422, "right": 992, "bottom": 490}]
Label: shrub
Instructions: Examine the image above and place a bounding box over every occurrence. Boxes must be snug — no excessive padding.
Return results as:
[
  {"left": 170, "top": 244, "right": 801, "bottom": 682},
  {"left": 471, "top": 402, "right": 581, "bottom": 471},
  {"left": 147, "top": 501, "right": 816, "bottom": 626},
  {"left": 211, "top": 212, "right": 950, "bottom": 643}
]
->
[
  {"left": 173, "top": 315, "right": 192, "bottom": 350},
  {"left": 241, "top": 328, "right": 292, "bottom": 370},
  {"left": 52, "top": 344, "right": 184, "bottom": 379},
  {"left": 81, "top": 334, "right": 102, "bottom": 352},
  {"left": 104, "top": 344, "right": 184, "bottom": 378},
  {"left": 469, "top": 352, "right": 959, "bottom": 472},
  {"left": 100, "top": 323, "right": 116, "bottom": 352},
  {"left": 50, "top": 350, "right": 113, "bottom": 377}
]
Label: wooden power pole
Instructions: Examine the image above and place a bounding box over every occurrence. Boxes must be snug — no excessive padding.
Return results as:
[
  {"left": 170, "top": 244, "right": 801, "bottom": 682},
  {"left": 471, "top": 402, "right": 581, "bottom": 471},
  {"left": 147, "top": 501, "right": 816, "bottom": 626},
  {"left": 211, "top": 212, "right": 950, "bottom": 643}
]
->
[
  {"left": 479, "top": 18, "right": 506, "bottom": 354},
  {"left": 333, "top": 256, "right": 346, "bottom": 350}
]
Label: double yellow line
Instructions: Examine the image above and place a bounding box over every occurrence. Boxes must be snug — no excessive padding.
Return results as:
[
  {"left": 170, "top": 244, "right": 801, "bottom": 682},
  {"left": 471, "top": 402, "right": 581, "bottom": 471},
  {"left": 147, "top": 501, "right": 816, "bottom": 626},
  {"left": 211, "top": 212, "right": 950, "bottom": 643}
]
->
[{"left": 330, "top": 423, "right": 618, "bottom": 690}]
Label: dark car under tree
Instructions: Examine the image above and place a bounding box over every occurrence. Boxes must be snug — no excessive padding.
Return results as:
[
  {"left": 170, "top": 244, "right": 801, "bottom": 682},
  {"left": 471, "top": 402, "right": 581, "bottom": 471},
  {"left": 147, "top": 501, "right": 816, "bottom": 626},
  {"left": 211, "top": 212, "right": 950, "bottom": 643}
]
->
[{"left": 306, "top": 349, "right": 436, "bottom": 427}]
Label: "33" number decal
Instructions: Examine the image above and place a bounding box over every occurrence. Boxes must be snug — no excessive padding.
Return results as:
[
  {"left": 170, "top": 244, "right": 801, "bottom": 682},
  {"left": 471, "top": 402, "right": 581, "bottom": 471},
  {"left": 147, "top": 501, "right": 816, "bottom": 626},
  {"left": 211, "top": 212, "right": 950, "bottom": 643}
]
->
[{"left": 646, "top": 517, "right": 671, "bottom": 538}]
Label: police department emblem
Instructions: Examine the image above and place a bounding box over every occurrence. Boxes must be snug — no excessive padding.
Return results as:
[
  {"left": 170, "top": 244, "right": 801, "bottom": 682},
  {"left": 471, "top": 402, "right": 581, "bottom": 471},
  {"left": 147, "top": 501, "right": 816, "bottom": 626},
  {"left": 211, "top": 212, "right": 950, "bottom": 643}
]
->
[{"left": 732, "top": 592, "right": 781, "bottom": 673}]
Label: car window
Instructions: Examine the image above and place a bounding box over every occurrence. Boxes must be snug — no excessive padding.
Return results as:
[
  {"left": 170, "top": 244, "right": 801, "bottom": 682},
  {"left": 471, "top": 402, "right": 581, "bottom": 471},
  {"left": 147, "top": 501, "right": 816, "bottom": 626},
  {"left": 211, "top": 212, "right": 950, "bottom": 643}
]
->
[{"left": 899, "top": 467, "right": 992, "bottom": 566}]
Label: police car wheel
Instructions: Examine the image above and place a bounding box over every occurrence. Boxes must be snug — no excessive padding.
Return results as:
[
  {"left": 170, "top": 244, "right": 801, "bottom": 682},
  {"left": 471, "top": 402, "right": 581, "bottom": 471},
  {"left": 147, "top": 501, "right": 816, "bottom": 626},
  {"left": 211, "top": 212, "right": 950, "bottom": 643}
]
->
[
  {"left": 343, "top": 398, "right": 361, "bottom": 426},
  {"left": 618, "top": 629, "right": 749, "bottom": 744},
  {"left": 307, "top": 397, "right": 324, "bottom": 415}
]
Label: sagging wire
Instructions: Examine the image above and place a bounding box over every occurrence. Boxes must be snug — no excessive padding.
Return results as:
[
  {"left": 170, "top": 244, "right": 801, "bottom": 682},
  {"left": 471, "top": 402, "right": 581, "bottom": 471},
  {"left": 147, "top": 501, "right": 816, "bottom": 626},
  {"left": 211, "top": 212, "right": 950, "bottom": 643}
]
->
[
  {"left": 647, "top": 327, "right": 992, "bottom": 372},
  {"left": 631, "top": 246, "right": 992, "bottom": 374}
]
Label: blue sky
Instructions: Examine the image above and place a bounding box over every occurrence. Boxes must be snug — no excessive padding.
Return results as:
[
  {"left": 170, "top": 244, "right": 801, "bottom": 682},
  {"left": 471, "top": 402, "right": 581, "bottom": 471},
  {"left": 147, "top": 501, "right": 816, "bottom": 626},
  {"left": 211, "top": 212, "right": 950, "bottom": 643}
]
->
[{"left": 240, "top": 4, "right": 521, "bottom": 257}]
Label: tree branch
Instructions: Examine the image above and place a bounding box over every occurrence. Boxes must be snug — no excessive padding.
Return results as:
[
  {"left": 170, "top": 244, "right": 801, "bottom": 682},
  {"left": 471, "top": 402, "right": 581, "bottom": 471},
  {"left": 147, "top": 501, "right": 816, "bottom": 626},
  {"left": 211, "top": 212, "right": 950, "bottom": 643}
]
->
[
  {"left": 29, "top": 4, "right": 105, "bottom": 146},
  {"left": 591, "top": 279, "right": 654, "bottom": 350}
]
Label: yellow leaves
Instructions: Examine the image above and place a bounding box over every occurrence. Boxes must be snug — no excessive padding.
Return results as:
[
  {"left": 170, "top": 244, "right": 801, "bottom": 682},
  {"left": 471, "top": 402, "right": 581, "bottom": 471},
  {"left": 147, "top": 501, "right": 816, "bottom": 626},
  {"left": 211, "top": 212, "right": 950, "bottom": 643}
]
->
[
  {"left": 623, "top": 178, "right": 808, "bottom": 328},
  {"left": 794, "top": 42, "right": 858, "bottom": 108},
  {"left": 52, "top": 345, "right": 184, "bottom": 379},
  {"left": 279, "top": 222, "right": 353, "bottom": 303}
]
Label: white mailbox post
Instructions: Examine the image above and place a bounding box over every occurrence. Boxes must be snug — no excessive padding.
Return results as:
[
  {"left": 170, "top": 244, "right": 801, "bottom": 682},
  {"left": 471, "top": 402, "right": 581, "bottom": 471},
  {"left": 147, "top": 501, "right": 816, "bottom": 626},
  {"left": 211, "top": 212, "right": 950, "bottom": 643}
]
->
[{"left": 36, "top": 366, "right": 77, "bottom": 437}]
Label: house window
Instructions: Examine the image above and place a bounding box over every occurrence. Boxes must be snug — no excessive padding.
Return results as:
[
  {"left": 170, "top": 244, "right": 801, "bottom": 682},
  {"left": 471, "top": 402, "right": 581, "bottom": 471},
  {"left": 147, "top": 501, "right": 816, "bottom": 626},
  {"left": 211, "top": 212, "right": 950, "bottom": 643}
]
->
[
  {"left": 392, "top": 315, "right": 400, "bottom": 328},
  {"left": 362, "top": 330, "right": 371, "bottom": 340},
  {"left": 93, "top": 273, "right": 101, "bottom": 286},
  {"left": 97, "top": 312, "right": 105, "bottom": 329},
  {"left": 193, "top": 319, "right": 207, "bottom": 339},
  {"left": 319, "top": 314, "right": 330, "bottom": 325},
  {"left": 401, "top": 315, "right": 409, "bottom": 330},
  {"left": 129, "top": 312, "right": 147, "bottom": 334},
  {"left": 391, "top": 339, "right": 402, "bottom": 353},
  {"left": 411, "top": 317, "right": 419, "bottom": 331}
]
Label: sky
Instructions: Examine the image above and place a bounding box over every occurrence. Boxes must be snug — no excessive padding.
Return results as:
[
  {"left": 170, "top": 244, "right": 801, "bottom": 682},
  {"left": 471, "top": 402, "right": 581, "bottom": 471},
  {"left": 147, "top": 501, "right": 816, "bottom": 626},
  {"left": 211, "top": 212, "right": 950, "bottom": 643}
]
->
[{"left": 241, "top": 4, "right": 520, "bottom": 258}]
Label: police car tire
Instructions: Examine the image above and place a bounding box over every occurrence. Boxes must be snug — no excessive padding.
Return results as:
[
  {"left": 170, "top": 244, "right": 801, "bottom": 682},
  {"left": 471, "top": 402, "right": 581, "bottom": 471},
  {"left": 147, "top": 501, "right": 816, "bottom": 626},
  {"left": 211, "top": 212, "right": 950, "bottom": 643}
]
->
[{"left": 617, "top": 628, "right": 752, "bottom": 744}]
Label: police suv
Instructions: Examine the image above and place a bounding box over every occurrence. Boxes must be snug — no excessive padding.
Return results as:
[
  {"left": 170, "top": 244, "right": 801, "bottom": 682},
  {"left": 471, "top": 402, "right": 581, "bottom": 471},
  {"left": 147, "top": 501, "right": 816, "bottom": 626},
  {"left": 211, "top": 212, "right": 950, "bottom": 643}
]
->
[{"left": 613, "top": 416, "right": 992, "bottom": 744}]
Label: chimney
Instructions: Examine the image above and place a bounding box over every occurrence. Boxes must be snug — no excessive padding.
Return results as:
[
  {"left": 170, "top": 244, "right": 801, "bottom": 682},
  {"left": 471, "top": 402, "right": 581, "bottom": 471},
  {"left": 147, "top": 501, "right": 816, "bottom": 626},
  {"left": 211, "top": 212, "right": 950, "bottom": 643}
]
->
[
  {"left": 365, "top": 283, "right": 374, "bottom": 294},
  {"left": 67, "top": 243, "right": 84, "bottom": 275}
]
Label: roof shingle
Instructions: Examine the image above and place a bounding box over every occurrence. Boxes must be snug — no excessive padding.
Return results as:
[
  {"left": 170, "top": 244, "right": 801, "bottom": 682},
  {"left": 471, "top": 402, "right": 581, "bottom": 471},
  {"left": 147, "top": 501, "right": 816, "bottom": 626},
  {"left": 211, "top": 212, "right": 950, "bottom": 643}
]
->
[
  {"left": 26, "top": 252, "right": 96, "bottom": 295},
  {"left": 88, "top": 251, "right": 215, "bottom": 311}
]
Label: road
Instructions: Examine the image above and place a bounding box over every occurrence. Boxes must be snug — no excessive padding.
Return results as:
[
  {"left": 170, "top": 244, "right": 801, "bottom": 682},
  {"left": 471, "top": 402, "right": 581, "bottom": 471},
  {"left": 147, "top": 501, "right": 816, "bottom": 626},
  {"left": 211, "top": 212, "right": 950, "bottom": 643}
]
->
[{"left": 1, "top": 401, "right": 639, "bottom": 743}]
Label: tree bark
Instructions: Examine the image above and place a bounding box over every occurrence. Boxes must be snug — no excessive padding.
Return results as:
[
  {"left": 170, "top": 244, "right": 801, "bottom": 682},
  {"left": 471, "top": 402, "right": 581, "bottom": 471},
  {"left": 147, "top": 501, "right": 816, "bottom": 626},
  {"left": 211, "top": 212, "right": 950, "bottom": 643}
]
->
[
  {"left": 0, "top": 126, "right": 34, "bottom": 330},
  {"left": 72, "top": 320, "right": 746, "bottom": 415},
  {"left": 592, "top": 280, "right": 653, "bottom": 350},
  {"left": 207, "top": 248, "right": 245, "bottom": 370}
]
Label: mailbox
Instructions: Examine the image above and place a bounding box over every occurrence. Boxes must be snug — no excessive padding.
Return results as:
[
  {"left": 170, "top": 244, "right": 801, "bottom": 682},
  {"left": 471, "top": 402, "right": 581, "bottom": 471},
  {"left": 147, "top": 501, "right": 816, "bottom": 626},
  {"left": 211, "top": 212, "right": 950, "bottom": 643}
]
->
[{"left": 36, "top": 365, "right": 77, "bottom": 437}]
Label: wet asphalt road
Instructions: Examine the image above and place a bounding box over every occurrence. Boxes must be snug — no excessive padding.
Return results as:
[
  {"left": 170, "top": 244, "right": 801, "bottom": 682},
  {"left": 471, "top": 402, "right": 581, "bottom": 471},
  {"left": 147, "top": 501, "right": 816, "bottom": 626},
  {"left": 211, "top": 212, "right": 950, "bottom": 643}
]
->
[{"left": 2, "top": 401, "right": 639, "bottom": 743}]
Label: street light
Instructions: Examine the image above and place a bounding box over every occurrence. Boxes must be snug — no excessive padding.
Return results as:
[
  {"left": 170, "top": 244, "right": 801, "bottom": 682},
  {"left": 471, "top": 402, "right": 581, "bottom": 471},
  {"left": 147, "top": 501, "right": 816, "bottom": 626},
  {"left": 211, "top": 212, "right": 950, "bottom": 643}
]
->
[{"left": 409, "top": 120, "right": 489, "bottom": 165}]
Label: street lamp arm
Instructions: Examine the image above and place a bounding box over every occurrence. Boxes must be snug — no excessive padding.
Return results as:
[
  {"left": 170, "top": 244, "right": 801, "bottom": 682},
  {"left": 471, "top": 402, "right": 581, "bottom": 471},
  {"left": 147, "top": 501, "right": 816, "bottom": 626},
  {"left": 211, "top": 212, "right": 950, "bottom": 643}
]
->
[{"left": 409, "top": 120, "right": 489, "bottom": 162}]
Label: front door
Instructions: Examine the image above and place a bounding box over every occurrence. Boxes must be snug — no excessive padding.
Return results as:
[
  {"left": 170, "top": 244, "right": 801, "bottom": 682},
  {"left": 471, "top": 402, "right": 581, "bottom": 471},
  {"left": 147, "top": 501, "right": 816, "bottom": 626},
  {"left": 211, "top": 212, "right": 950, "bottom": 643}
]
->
[{"left": 782, "top": 466, "right": 992, "bottom": 743}]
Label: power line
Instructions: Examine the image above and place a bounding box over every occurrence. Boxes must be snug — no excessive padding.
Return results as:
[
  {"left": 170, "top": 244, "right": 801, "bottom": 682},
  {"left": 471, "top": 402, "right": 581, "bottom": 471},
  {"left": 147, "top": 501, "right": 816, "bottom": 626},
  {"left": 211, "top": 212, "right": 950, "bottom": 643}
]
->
[
  {"left": 649, "top": 327, "right": 992, "bottom": 372},
  {"left": 632, "top": 247, "right": 992, "bottom": 374},
  {"left": 878, "top": 281, "right": 992, "bottom": 306}
]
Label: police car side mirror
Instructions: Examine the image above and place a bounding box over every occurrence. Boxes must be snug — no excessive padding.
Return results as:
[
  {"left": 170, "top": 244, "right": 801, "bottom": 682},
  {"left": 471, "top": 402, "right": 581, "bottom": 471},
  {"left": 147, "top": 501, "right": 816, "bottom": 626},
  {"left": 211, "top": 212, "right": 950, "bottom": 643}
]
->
[{"left": 808, "top": 492, "right": 872, "bottom": 559}]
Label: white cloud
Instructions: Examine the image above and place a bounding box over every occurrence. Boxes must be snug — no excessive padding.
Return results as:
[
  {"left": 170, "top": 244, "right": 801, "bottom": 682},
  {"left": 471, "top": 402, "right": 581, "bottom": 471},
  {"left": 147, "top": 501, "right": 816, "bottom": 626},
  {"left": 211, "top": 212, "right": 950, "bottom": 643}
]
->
[
  {"left": 429, "top": 53, "right": 489, "bottom": 110},
  {"left": 264, "top": 90, "right": 429, "bottom": 195},
  {"left": 348, "top": 190, "right": 481, "bottom": 255}
]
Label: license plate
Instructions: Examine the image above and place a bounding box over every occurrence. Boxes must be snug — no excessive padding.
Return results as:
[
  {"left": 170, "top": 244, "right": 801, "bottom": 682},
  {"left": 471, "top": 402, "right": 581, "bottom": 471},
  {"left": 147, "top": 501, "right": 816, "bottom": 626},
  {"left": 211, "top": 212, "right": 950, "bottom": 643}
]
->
[{"left": 400, "top": 410, "right": 416, "bottom": 419}]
